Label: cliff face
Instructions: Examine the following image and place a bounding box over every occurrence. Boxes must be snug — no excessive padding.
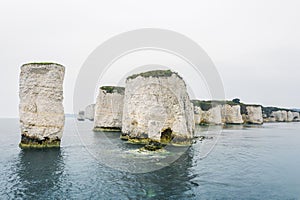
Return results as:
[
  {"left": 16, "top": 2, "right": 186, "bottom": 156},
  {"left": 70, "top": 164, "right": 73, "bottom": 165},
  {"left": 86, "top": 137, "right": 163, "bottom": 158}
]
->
[
  {"left": 221, "top": 104, "right": 243, "bottom": 124},
  {"left": 122, "top": 70, "right": 194, "bottom": 144},
  {"left": 94, "top": 86, "right": 125, "bottom": 131},
  {"left": 193, "top": 105, "right": 202, "bottom": 124},
  {"left": 272, "top": 110, "right": 288, "bottom": 122},
  {"left": 243, "top": 106, "right": 263, "bottom": 125},
  {"left": 287, "top": 111, "right": 294, "bottom": 122},
  {"left": 293, "top": 112, "right": 300, "bottom": 121},
  {"left": 85, "top": 104, "right": 95, "bottom": 121},
  {"left": 191, "top": 100, "right": 222, "bottom": 125},
  {"left": 263, "top": 106, "right": 300, "bottom": 122},
  {"left": 201, "top": 106, "right": 222, "bottom": 125},
  {"left": 19, "top": 63, "right": 65, "bottom": 148}
]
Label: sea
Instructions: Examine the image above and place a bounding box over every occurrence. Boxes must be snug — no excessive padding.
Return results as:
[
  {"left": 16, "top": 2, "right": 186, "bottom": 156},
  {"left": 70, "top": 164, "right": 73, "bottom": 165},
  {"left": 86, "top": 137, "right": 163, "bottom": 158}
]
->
[{"left": 1, "top": 118, "right": 300, "bottom": 200}]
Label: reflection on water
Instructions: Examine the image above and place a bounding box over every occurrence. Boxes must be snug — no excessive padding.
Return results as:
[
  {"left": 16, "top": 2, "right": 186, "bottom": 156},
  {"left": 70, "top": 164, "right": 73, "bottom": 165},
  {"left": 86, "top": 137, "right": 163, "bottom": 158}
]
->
[
  {"left": 14, "top": 148, "right": 64, "bottom": 199},
  {"left": 129, "top": 149, "right": 194, "bottom": 199},
  {"left": 1, "top": 119, "right": 300, "bottom": 199}
]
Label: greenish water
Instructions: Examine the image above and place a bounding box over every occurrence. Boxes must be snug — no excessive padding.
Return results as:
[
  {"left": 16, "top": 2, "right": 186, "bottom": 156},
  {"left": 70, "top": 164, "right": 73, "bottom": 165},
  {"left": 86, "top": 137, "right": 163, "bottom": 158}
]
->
[{"left": 1, "top": 118, "right": 300, "bottom": 199}]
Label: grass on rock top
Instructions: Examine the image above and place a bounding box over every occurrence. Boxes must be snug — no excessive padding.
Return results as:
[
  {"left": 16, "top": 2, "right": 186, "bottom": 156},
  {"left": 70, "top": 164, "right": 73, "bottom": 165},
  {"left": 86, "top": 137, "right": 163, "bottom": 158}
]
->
[
  {"left": 22, "top": 62, "right": 64, "bottom": 67},
  {"left": 126, "top": 70, "right": 182, "bottom": 80},
  {"left": 100, "top": 86, "right": 125, "bottom": 94}
]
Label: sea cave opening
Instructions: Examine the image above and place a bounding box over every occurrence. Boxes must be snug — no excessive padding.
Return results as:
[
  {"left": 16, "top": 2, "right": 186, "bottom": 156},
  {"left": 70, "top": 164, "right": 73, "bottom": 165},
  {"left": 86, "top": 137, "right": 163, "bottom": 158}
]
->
[
  {"left": 294, "top": 116, "right": 299, "bottom": 120},
  {"left": 161, "top": 128, "right": 173, "bottom": 143}
]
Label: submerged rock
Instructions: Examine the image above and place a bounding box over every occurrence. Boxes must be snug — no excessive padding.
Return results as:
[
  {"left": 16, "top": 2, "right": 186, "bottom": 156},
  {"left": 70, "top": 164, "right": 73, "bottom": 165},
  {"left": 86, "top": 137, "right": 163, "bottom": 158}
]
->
[
  {"left": 85, "top": 104, "right": 95, "bottom": 121},
  {"left": 19, "top": 63, "right": 65, "bottom": 148},
  {"left": 242, "top": 105, "right": 263, "bottom": 125},
  {"left": 122, "top": 70, "right": 194, "bottom": 145},
  {"left": 94, "top": 86, "right": 125, "bottom": 131},
  {"left": 144, "top": 141, "right": 164, "bottom": 151}
]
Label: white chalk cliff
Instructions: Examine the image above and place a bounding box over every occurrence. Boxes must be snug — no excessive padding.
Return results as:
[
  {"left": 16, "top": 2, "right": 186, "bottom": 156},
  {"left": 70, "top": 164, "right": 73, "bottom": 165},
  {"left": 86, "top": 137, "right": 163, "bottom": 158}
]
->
[
  {"left": 221, "top": 104, "right": 243, "bottom": 124},
  {"left": 122, "top": 70, "right": 194, "bottom": 144},
  {"left": 94, "top": 86, "right": 125, "bottom": 131},
  {"left": 19, "top": 63, "right": 65, "bottom": 148},
  {"left": 201, "top": 105, "right": 222, "bottom": 125},
  {"left": 293, "top": 112, "right": 300, "bottom": 121},
  {"left": 272, "top": 110, "right": 288, "bottom": 122},
  {"left": 193, "top": 105, "right": 202, "bottom": 125},
  {"left": 242, "top": 106, "right": 263, "bottom": 125}
]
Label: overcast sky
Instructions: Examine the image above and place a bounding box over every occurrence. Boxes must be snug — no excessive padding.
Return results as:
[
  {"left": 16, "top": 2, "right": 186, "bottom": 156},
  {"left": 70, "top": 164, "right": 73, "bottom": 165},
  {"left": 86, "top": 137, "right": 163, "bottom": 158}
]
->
[{"left": 1, "top": 0, "right": 300, "bottom": 117}]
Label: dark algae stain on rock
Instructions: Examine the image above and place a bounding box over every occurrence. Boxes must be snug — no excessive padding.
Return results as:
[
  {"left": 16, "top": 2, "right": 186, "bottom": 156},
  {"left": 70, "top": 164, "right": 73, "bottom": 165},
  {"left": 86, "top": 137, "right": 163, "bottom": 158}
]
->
[{"left": 20, "top": 134, "right": 61, "bottom": 148}]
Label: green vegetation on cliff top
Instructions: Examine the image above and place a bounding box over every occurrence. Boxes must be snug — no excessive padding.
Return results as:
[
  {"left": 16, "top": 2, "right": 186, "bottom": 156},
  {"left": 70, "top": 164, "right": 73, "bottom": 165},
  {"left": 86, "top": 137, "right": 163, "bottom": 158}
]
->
[
  {"left": 22, "top": 62, "right": 64, "bottom": 67},
  {"left": 191, "top": 99, "right": 262, "bottom": 113},
  {"left": 191, "top": 100, "right": 240, "bottom": 111},
  {"left": 126, "top": 70, "right": 182, "bottom": 80},
  {"left": 100, "top": 86, "right": 125, "bottom": 94},
  {"left": 262, "top": 106, "right": 296, "bottom": 117}
]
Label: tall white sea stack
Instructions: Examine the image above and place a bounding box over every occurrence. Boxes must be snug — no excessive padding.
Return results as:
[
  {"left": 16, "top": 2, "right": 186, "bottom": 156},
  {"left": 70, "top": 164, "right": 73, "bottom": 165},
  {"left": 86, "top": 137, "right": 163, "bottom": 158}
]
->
[
  {"left": 221, "top": 104, "right": 243, "bottom": 124},
  {"left": 121, "top": 70, "right": 194, "bottom": 144},
  {"left": 191, "top": 100, "right": 222, "bottom": 125},
  {"left": 242, "top": 105, "right": 264, "bottom": 125},
  {"left": 94, "top": 86, "right": 125, "bottom": 131},
  {"left": 19, "top": 63, "right": 65, "bottom": 148}
]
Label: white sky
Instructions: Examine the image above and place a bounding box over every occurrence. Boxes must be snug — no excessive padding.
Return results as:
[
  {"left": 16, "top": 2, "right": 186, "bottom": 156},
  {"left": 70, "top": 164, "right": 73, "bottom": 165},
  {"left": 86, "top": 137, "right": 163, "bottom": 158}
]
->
[{"left": 0, "top": 0, "right": 300, "bottom": 117}]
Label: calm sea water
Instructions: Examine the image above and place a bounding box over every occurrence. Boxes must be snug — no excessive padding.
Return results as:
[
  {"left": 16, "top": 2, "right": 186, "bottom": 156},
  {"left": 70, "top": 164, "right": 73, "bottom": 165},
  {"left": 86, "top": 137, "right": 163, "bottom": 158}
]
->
[{"left": 1, "top": 118, "right": 300, "bottom": 200}]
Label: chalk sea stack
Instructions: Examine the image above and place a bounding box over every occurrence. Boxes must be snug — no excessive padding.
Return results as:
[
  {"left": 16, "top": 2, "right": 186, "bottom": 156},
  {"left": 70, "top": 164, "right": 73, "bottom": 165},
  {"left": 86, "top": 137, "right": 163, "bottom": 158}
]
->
[
  {"left": 121, "top": 70, "right": 195, "bottom": 145},
  {"left": 191, "top": 100, "right": 222, "bottom": 125},
  {"left": 85, "top": 104, "right": 95, "bottom": 121},
  {"left": 221, "top": 104, "right": 243, "bottom": 124},
  {"left": 19, "top": 63, "right": 65, "bottom": 148},
  {"left": 191, "top": 100, "right": 264, "bottom": 125},
  {"left": 93, "top": 86, "right": 125, "bottom": 131},
  {"left": 77, "top": 110, "right": 85, "bottom": 121},
  {"left": 241, "top": 105, "right": 263, "bottom": 125}
]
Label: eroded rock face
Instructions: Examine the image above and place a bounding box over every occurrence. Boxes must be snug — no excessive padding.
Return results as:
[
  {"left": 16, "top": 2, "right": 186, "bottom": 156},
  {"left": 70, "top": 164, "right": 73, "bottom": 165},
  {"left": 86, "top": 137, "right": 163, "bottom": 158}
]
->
[
  {"left": 193, "top": 105, "right": 202, "bottom": 124},
  {"left": 272, "top": 110, "right": 288, "bottom": 122},
  {"left": 287, "top": 111, "right": 294, "bottom": 122},
  {"left": 19, "top": 63, "right": 65, "bottom": 148},
  {"left": 85, "top": 104, "right": 95, "bottom": 121},
  {"left": 293, "top": 112, "right": 300, "bottom": 121},
  {"left": 122, "top": 70, "right": 194, "bottom": 144},
  {"left": 201, "top": 105, "right": 222, "bottom": 125},
  {"left": 243, "top": 106, "right": 263, "bottom": 124},
  {"left": 94, "top": 86, "right": 125, "bottom": 131},
  {"left": 221, "top": 104, "right": 243, "bottom": 124}
]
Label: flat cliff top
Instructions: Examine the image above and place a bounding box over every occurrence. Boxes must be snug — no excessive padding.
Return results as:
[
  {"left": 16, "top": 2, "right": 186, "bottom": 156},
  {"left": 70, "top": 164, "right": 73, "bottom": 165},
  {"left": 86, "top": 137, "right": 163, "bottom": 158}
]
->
[
  {"left": 100, "top": 86, "right": 125, "bottom": 94},
  {"left": 126, "top": 70, "right": 182, "bottom": 80},
  {"left": 22, "top": 62, "right": 64, "bottom": 67},
  {"left": 191, "top": 100, "right": 263, "bottom": 112},
  {"left": 191, "top": 100, "right": 239, "bottom": 111}
]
